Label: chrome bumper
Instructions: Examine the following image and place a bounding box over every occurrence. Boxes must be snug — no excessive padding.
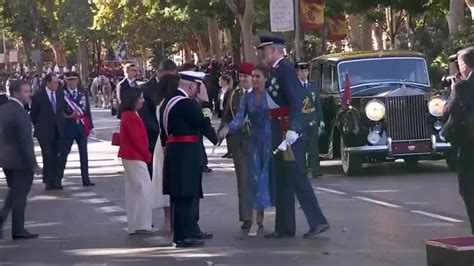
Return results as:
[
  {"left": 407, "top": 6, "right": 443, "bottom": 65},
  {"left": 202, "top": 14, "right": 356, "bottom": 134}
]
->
[{"left": 344, "top": 135, "right": 452, "bottom": 155}]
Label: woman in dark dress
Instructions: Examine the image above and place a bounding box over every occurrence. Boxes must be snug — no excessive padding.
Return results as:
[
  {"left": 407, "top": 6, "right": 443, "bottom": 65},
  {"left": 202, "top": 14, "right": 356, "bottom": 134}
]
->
[{"left": 220, "top": 65, "right": 272, "bottom": 236}]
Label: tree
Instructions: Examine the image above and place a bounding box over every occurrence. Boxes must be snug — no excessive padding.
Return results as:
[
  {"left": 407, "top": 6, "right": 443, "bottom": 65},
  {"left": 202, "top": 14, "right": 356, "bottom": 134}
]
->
[
  {"left": 225, "top": 0, "right": 257, "bottom": 63},
  {"left": 447, "top": 0, "right": 466, "bottom": 34}
]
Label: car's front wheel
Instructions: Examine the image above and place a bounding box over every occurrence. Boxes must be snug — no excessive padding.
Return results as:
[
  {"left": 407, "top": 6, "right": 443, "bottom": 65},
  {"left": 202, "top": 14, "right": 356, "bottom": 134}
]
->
[{"left": 340, "top": 136, "right": 363, "bottom": 176}]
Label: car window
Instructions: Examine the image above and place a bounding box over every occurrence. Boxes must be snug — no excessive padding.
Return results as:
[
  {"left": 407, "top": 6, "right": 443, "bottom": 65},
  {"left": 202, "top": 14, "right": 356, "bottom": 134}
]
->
[
  {"left": 322, "top": 64, "right": 338, "bottom": 93},
  {"left": 311, "top": 64, "right": 322, "bottom": 92}
]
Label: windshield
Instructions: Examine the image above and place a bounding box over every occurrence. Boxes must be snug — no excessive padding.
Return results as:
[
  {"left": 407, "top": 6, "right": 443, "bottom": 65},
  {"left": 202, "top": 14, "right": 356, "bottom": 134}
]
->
[{"left": 337, "top": 57, "right": 430, "bottom": 90}]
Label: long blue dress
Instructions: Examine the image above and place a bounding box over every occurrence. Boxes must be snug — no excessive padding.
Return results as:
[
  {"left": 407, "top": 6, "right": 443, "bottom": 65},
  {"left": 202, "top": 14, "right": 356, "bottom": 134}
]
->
[{"left": 228, "top": 90, "right": 272, "bottom": 210}]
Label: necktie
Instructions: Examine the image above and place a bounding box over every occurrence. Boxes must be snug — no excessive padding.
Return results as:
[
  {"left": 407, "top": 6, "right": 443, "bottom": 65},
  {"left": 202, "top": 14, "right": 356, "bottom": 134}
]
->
[
  {"left": 131, "top": 81, "right": 137, "bottom": 87},
  {"left": 72, "top": 91, "right": 76, "bottom": 98},
  {"left": 303, "top": 82, "right": 308, "bottom": 88},
  {"left": 50, "top": 92, "right": 57, "bottom": 114}
]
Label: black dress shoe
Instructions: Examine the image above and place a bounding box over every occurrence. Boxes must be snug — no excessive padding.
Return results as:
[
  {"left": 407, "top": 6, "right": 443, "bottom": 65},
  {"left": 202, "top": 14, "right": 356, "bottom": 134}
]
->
[
  {"left": 54, "top": 184, "right": 64, "bottom": 190},
  {"left": 12, "top": 232, "right": 39, "bottom": 240},
  {"left": 45, "top": 185, "right": 56, "bottom": 191},
  {"left": 83, "top": 182, "right": 95, "bottom": 187},
  {"left": 221, "top": 152, "right": 230, "bottom": 158},
  {"left": 303, "top": 224, "right": 330, "bottom": 239},
  {"left": 193, "top": 231, "right": 213, "bottom": 240},
  {"left": 258, "top": 222, "right": 264, "bottom": 229},
  {"left": 202, "top": 166, "right": 212, "bottom": 173},
  {"left": 312, "top": 171, "right": 324, "bottom": 178},
  {"left": 264, "top": 232, "right": 295, "bottom": 239},
  {"left": 241, "top": 221, "right": 251, "bottom": 230},
  {"left": 173, "top": 238, "right": 205, "bottom": 248}
]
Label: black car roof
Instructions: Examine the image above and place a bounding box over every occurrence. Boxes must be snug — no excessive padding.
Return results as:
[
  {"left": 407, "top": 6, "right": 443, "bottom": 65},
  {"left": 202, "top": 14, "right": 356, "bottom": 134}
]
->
[{"left": 311, "top": 51, "right": 426, "bottom": 63}]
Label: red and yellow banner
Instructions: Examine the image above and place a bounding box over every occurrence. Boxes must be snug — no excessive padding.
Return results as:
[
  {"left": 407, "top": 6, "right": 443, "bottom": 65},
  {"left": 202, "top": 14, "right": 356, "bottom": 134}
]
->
[
  {"left": 300, "top": 0, "right": 325, "bottom": 30},
  {"left": 327, "top": 14, "right": 348, "bottom": 40}
]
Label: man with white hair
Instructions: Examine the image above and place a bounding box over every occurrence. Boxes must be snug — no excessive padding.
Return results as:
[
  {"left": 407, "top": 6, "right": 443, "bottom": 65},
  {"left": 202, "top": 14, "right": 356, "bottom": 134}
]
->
[{"left": 159, "top": 71, "right": 218, "bottom": 248}]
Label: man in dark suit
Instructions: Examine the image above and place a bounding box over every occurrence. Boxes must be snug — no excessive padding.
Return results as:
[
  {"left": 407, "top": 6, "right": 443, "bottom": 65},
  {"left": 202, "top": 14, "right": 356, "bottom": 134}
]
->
[
  {"left": 296, "top": 61, "right": 324, "bottom": 178},
  {"left": 159, "top": 71, "right": 218, "bottom": 248},
  {"left": 30, "top": 73, "right": 66, "bottom": 190},
  {"left": 138, "top": 59, "right": 177, "bottom": 178},
  {"left": 116, "top": 63, "right": 138, "bottom": 119},
  {"left": 58, "top": 72, "right": 95, "bottom": 187},
  {"left": 445, "top": 47, "right": 474, "bottom": 233},
  {"left": 0, "top": 80, "right": 42, "bottom": 240},
  {"left": 0, "top": 82, "right": 7, "bottom": 106},
  {"left": 258, "top": 36, "right": 329, "bottom": 239}
]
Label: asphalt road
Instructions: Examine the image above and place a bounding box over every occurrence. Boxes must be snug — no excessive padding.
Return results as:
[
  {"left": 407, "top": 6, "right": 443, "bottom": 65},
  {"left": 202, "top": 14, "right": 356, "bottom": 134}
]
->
[{"left": 0, "top": 107, "right": 470, "bottom": 266}]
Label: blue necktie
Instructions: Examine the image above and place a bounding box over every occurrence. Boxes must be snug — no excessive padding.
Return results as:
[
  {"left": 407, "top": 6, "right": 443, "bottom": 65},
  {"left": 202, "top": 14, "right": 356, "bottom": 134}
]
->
[{"left": 50, "top": 92, "right": 56, "bottom": 114}]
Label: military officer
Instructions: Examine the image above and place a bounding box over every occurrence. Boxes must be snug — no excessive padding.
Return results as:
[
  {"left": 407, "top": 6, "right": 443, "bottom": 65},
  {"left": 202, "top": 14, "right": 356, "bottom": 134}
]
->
[
  {"left": 257, "top": 35, "right": 329, "bottom": 239},
  {"left": 219, "top": 62, "right": 264, "bottom": 230},
  {"left": 295, "top": 61, "right": 324, "bottom": 178},
  {"left": 159, "top": 71, "right": 218, "bottom": 248},
  {"left": 58, "top": 72, "right": 95, "bottom": 187}
]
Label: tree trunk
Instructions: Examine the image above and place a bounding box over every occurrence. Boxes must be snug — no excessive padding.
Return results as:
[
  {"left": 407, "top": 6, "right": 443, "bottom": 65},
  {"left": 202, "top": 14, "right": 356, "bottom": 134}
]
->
[
  {"left": 447, "top": 0, "right": 465, "bottom": 35},
  {"left": 225, "top": 0, "right": 257, "bottom": 63},
  {"left": 195, "top": 33, "right": 208, "bottom": 61},
  {"left": 77, "top": 40, "right": 89, "bottom": 85},
  {"left": 372, "top": 23, "right": 383, "bottom": 50},
  {"left": 385, "top": 7, "right": 394, "bottom": 50},
  {"left": 405, "top": 12, "right": 414, "bottom": 50},
  {"left": 466, "top": 0, "right": 474, "bottom": 20},
  {"left": 21, "top": 37, "right": 33, "bottom": 67},
  {"left": 50, "top": 39, "right": 67, "bottom": 69},
  {"left": 229, "top": 18, "right": 242, "bottom": 65},
  {"left": 207, "top": 17, "right": 221, "bottom": 60},
  {"left": 360, "top": 15, "right": 373, "bottom": 51},
  {"left": 347, "top": 15, "right": 362, "bottom": 50}
]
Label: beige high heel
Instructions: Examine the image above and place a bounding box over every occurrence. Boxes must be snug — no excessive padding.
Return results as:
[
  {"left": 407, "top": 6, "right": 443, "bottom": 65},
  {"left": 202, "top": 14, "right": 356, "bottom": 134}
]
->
[{"left": 248, "top": 224, "right": 258, "bottom": 237}]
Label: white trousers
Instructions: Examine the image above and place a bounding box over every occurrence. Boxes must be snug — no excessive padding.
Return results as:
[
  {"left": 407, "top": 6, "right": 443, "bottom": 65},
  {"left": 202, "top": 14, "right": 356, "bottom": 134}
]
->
[{"left": 122, "top": 159, "right": 153, "bottom": 233}]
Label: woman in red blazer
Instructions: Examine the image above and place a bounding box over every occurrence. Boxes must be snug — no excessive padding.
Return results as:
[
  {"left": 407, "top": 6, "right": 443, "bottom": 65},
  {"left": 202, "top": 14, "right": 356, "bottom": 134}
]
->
[{"left": 118, "top": 88, "right": 153, "bottom": 234}]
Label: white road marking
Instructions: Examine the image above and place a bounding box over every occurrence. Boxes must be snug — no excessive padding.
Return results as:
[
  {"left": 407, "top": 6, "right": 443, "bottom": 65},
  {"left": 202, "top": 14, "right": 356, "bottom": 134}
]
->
[
  {"left": 316, "top": 187, "right": 347, "bottom": 195},
  {"left": 354, "top": 196, "right": 402, "bottom": 209},
  {"left": 409, "top": 210, "right": 463, "bottom": 223},
  {"left": 405, "top": 202, "right": 431, "bottom": 205},
  {"left": 357, "top": 189, "right": 399, "bottom": 193},
  {"left": 109, "top": 216, "right": 128, "bottom": 223},
  {"left": 72, "top": 192, "right": 98, "bottom": 197},
  {"left": 95, "top": 206, "right": 124, "bottom": 213},
  {"left": 64, "top": 186, "right": 83, "bottom": 191},
  {"left": 409, "top": 223, "right": 454, "bottom": 227},
  {"left": 82, "top": 198, "right": 110, "bottom": 204}
]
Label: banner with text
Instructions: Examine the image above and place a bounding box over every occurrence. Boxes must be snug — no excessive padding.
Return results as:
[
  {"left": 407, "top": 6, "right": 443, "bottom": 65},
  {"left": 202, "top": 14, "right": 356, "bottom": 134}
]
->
[
  {"left": 270, "top": 0, "right": 294, "bottom": 32},
  {"left": 300, "top": 0, "right": 325, "bottom": 30}
]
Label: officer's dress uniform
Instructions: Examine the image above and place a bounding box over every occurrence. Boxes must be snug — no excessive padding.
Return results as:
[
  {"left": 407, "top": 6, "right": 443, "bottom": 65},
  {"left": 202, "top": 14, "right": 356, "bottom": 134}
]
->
[
  {"left": 160, "top": 73, "right": 218, "bottom": 247},
  {"left": 299, "top": 72, "right": 324, "bottom": 177},
  {"left": 259, "top": 36, "right": 329, "bottom": 239},
  {"left": 59, "top": 76, "right": 94, "bottom": 186}
]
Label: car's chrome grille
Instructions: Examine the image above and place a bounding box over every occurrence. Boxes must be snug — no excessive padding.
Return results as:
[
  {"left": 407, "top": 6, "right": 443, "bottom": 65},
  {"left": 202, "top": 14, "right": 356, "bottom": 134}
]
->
[{"left": 385, "top": 95, "right": 428, "bottom": 140}]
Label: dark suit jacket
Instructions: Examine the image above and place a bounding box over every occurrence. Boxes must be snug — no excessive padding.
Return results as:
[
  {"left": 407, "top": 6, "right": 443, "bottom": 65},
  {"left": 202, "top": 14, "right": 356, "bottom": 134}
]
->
[
  {"left": 63, "top": 87, "right": 94, "bottom": 138},
  {"left": 138, "top": 78, "right": 160, "bottom": 151},
  {"left": 0, "top": 94, "right": 7, "bottom": 106},
  {"left": 0, "top": 100, "right": 37, "bottom": 170},
  {"left": 30, "top": 89, "right": 66, "bottom": 141},
  {"left": 116, "top": 78, "right": 135, "bottom": 119}
]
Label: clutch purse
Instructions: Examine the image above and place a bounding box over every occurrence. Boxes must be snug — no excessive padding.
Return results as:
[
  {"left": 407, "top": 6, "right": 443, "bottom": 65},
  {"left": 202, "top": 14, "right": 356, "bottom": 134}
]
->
[{"left": 111, "top": 125, "right": 120, "bottom": 146}]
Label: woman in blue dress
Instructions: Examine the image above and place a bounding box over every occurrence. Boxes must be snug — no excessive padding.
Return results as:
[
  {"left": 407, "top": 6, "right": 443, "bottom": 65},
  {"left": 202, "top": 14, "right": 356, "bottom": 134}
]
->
[{"left": 220, "top": 65, "right": 272, "bottom": 237}]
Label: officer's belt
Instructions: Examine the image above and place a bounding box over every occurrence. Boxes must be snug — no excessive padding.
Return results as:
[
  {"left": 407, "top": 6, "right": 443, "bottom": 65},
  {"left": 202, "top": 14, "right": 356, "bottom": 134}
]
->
[
  {"left": 167, "top": 135, "right": 199, "bottom": 144},
  {"left": 270, "top": 107, "right": 289, "bottom": 131}
]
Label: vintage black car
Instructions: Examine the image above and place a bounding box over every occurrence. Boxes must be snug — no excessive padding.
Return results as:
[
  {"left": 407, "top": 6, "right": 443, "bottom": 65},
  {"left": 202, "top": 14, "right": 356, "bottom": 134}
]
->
[{"left": 310, "top": 51, "right": 454, "bottom": 175}]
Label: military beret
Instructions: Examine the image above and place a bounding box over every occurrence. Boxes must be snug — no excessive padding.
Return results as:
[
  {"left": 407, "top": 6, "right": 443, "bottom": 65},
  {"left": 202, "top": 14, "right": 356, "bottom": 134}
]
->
[{"left": 238, "top": 62, "right": 255, "bottom": 75}]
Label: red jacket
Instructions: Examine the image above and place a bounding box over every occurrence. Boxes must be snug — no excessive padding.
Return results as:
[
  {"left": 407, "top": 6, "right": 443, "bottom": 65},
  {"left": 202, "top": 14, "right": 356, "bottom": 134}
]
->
[{"left": 118, "top": 111, "right": 152, "bottom": 163}]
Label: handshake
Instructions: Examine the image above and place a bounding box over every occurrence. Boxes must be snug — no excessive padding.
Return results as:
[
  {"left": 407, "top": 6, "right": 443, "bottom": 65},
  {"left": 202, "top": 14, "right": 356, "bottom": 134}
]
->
[{"left": 217, "top": 125, "right": 229, "bottom": 146}]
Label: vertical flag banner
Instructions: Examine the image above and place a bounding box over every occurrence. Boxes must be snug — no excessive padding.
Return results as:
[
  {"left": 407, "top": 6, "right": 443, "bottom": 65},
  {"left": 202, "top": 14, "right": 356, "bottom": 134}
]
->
[
  {"left": 327, "top": 15, "right": 348, "bottom": 40},
  {"left": 270, "top": 0, "right": 295, "bottom": 32},
  {"left": 342, "top": 72, "right": 351, "bottom": 107},
  {"left": 300, "top": 0, "right": 325, "bottom": 30}
]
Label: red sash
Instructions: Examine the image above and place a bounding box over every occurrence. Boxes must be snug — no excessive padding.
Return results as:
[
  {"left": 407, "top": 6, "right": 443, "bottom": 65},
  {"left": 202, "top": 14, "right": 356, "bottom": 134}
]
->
[{"left": 270, "top": 107, "right": 290, "bottom": 131}]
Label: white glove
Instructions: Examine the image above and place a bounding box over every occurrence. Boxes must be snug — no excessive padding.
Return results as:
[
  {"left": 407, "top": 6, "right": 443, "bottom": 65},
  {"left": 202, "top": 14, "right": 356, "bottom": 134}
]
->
[
  {"left": 285, "top": 130, "right": 299, "bottom": 145},
  {"left": 277, "top": 140, "right": 289, "bottom": 151},
  {"left": 320, "top": 121, "right": 325, "bottom": 128}
]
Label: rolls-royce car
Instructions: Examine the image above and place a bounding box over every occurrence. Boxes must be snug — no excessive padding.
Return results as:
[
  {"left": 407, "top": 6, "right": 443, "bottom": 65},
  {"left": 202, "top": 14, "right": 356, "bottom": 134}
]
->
[{"left": 310, "top": 51, "right": 454, "bottom": 175}]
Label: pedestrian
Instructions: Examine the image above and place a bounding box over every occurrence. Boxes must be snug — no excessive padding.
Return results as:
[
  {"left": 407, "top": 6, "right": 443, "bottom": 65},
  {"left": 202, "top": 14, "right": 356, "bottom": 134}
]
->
[
  {"left": 295, "top": 61, "right": 324, "bottom": 178},
  {"left": 444, "top": 47, "right": 474, "bottom": 233},
  {"left": 218, "top": 62, "right": 264, "bottom": 230},
  {"left": 117, "top": 87, "right": 154, "bottom": 234},
  {"left": 257, "top": 35, "right": 329, "bottom": 239},
  {"left": 116, "top": 63, "right": 139, "bottom": 119},
  {"left": 0, "top": 80, "right": 42, "bottom": 240},
  {"left": 58, "top": 72, "right": 95, "bottom": 187},
  {"left": 218, "top": 74, "right": 232, "bottom": 119},
  {"left": 30, "top": 73, "right": 66, "bottom": 191},
  {"left": 159, "top": 71, "right": 218, "bottom": 248},
  {"left": 220, "top": 65, "right": 272, "bottom": 237}
]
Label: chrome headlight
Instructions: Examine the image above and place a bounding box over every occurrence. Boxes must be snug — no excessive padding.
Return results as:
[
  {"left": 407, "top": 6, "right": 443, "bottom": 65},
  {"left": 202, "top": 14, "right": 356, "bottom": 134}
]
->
[
  {"left": 365, "top": 99, "right": 386, "bottom": 121},
  {"left": 428, "top": 96, "right": 447, "bottom": 117}
]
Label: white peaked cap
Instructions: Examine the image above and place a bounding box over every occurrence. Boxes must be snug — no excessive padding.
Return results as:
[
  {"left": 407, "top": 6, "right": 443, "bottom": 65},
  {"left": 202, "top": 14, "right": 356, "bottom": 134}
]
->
[{"left": 178, "top": 71, "right": 207, "bottom": 83}]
